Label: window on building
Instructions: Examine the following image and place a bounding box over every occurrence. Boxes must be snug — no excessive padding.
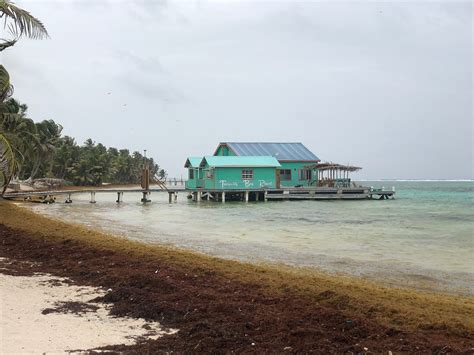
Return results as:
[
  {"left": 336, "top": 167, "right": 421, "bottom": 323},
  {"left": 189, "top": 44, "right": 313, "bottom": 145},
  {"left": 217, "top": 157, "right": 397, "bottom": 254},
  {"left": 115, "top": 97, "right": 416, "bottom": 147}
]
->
[
  {"left": 189, "top": 169, "right": 194, "bottom": 179},
  {"left": 299, "top": 169, "right": 311, "bottom": 180},
  {"left": 280, "top": 169, "right": 292, "bottom": 181},
  {"left": 242, "top": 169, "right": 254, "bottom": 180},
  {"left": 206, "top": 170, "right": 213, "bottom": 178}
]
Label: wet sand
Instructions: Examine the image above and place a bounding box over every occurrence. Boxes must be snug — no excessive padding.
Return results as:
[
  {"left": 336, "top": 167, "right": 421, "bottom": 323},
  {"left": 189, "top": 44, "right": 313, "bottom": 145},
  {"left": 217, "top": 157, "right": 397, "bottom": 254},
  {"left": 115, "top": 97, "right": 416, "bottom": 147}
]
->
[{"left": 0, "top": 201, "right": 473, "bottom": 353}]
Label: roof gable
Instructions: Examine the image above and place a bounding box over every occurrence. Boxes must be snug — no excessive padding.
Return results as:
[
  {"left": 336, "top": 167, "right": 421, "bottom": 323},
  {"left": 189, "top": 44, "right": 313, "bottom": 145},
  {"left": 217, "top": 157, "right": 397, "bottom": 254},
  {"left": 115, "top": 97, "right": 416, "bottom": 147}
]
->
[
  {"left": 184, "top": 157, "right": 202, "bottom": 168},
  {"left": 216, "top": 142, "right": 319, "bottom": 161},
  {"left": 200, "top": 156, "right": 281, "bottom": 168}
]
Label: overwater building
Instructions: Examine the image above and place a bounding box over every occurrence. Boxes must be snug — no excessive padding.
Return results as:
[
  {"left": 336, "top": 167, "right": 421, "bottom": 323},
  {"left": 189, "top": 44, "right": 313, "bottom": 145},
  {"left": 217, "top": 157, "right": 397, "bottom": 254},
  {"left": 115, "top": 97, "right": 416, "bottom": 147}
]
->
[{"left": 186, "top": 142, "right": 320, "bottom": 190}]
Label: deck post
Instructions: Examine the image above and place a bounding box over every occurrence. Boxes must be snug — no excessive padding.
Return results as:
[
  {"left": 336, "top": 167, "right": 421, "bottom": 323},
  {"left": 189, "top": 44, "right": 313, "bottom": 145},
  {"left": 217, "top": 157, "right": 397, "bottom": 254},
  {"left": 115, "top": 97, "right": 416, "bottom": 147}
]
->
[
  {"left": 222, "top": 191, "right": 226, "bottom": 203},
  {"left": 168, "top": 192, "right": 173, "bottom": 204},
  {"left": 65, "top": 193, "right": 72, "bottom": 204},
  {"left": 141, "top": 191, "right": 151, "bottom": 203},
  {"left": 264, "top": 190, "right": 268, "bottom": 202},
  {"left": 174, "top": 192, "right": 178, "bottom": 203},
  {"left": 245, "top": 191, "right": 249, "bottom": 203},
  {"left": 197, "top": 191, "right": 202, "bottom": 202},
  {"left": 116, "top": 192, "right": 123, "bottom": 203},
  {"left": 90, "top": 191, "right": 96, "bottom": 204}
]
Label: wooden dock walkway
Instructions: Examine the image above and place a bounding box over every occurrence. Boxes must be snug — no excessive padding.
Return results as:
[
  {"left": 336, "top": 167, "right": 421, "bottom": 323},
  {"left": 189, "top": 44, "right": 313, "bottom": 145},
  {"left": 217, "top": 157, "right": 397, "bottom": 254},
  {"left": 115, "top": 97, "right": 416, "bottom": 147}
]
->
[{"left": 2, "top": 186, "right": 395, "bottom": 204}]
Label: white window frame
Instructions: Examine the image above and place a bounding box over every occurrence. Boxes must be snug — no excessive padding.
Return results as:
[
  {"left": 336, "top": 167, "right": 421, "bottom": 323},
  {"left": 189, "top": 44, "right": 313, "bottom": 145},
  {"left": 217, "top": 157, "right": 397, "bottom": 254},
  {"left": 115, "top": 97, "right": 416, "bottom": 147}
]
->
[{"left": 241, "top": 169, "right": 254, "bottom": 180}]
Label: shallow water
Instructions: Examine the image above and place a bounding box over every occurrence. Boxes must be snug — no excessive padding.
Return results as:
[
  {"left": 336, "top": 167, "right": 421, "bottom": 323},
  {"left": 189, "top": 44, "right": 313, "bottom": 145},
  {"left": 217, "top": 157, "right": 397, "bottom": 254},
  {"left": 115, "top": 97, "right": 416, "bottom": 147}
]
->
[{"left": 22, "top": 181, "right": 474, "bottom": 295}]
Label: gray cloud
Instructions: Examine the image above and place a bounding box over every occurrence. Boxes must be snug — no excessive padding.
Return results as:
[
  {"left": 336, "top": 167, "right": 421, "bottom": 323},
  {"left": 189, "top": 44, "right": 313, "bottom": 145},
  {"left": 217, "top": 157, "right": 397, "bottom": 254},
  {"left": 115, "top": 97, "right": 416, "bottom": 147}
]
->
[{"left": 2, "top": 0, "right": 472, "bottom": 179}]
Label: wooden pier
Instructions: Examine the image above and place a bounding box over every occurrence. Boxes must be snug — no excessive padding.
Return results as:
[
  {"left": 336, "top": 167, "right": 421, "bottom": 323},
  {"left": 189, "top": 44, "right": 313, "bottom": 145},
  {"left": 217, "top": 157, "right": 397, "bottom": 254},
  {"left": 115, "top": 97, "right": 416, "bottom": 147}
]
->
[
  {"left": 2, "top": 187, "right": 184, "bottom": 204},
  {"left": 2, "top": 186, "right": 395, "bottom": 204},
  {"left": 186, "top": 186, "right": 392, "bottom": 202}
]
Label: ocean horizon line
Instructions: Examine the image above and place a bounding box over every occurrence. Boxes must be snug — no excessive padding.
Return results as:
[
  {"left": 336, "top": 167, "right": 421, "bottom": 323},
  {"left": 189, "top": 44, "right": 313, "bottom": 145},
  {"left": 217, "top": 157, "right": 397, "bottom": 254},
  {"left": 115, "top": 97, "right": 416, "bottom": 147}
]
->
[{"left": 355, "top": 179, "right": 473, "bottom": 182}]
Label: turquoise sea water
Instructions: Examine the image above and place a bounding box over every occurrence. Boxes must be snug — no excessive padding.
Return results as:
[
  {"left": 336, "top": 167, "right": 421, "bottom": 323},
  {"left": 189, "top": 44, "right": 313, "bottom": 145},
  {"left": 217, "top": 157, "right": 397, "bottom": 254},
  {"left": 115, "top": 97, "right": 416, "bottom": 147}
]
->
[{"left": 22, "top": 181, "right": 473, "bottom": 295}]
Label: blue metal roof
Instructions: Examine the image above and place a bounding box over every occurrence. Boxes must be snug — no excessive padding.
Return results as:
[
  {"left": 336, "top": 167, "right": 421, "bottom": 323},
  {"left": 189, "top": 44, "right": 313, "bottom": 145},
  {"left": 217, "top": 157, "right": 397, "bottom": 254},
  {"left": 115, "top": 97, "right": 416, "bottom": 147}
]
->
[
  {"left": 200, "top": 156, "right": 281, "bottom": 168},
  {"left": 184, "top": 157, "right": 202, "bottom": 168},
  {"left": 219, "top": 142, "right": 319, "bottom": 161}
]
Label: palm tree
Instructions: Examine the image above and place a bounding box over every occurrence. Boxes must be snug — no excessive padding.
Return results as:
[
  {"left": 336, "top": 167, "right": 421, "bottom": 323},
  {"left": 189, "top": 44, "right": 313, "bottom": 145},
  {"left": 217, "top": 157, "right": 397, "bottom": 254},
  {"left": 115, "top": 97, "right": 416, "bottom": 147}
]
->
[
  {"left": 0, "top": 1, "right": 47, "bottom": 194},
  {"left": 0, "top": 110, "right": 40, "bottom": 179},
  {"left": 0, "top": 0, "right": 48, "bottom": 52},
  {"left": 25, "top": 119, "right": 62, "bottom": 182}
]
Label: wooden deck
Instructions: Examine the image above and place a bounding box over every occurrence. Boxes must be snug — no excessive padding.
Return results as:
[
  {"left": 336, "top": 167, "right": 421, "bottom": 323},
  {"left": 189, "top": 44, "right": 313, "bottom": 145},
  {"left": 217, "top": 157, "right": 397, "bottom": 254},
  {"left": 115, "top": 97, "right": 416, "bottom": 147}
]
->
[
  {"left": 2, "top": 186, "right": 395, "bottom": 203},
  {"left": 184, "top": 186, "right": 395, "bottom": 202}
]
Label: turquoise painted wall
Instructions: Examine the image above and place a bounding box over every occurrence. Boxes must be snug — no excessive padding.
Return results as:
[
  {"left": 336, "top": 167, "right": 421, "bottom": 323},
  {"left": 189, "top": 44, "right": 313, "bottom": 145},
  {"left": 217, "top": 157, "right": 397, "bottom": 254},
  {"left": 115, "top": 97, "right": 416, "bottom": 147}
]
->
[
  {"left": 202, "top": 165, "right": 277, "bottom": 190},
  {"left": 208, "top": 145, "right": 318, "bottom": 188},
  {"left": 185, "top": 168, "right": 204, "bottom": 189},
  {"left": 278, "top": 162, "right": 317, "bottom": 187},
  {"left": 201, "top": 159, "right": 317, "bottom": 188}
]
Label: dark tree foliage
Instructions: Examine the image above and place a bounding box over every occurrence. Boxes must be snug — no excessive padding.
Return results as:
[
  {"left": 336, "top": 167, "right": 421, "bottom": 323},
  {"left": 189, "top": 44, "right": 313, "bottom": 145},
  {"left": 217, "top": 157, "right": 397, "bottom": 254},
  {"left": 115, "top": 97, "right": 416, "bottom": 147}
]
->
[
  {"left": 53, "top": 137, "right": 163, "bottom": 186},
  {"left": 0, "top": 98, "right": 165, "bottom": 186}
]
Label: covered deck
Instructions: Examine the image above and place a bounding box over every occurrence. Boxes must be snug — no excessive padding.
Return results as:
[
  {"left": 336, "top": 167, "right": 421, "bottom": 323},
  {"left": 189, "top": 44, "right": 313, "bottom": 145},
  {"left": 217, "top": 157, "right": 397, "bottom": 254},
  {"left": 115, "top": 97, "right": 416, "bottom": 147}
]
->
[{"left": 311, "top": 163, "right": 362, "bottom": 188}]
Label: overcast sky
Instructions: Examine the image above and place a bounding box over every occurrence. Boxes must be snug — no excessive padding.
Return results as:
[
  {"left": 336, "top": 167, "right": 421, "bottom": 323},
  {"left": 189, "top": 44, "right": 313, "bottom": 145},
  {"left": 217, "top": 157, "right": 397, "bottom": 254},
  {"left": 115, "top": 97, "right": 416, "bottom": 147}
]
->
[{"left": 2, "top": 0, "right": 472, "bottom": 179}]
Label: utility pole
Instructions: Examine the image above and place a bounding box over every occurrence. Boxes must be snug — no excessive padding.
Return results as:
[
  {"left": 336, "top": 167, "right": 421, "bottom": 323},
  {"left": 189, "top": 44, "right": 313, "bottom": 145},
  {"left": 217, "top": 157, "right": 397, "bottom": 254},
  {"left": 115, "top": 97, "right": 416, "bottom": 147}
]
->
[{"left": 141, "top": 149, "right": 151, "bottom": 202}]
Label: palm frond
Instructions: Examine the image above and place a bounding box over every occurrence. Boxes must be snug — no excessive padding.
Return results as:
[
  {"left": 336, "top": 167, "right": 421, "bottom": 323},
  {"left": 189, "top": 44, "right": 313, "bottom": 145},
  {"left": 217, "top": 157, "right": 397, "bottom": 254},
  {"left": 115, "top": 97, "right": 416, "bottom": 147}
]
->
[
  {"left": 0, "top": 64, "right": 13, "bottom": 101},
  {"left": 0, "top": 132, "right": 15, "bottom": 194},
  {"left": 0, "top": 38, "right": 15, "bottom": 51},
  {"left": 0, "top": 0, "right": 49, "bottom": 40}
]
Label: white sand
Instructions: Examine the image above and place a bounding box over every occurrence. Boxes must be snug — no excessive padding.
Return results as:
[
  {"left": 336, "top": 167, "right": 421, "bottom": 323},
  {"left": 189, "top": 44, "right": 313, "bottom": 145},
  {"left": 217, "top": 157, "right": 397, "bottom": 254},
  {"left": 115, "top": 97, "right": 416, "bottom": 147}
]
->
[{"left": 0, "top": 267, "right": 175, "bottom": 354}]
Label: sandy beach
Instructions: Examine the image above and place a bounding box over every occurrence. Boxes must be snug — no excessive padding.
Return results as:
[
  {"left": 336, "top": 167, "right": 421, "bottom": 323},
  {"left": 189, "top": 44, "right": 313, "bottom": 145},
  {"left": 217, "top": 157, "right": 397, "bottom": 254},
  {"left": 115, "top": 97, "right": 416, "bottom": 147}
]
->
[
  {"left": 1, "top": 200, "right": 473, "bottom": 353},
  {"left": 0, "top": 258, "right": 173, "bottom": 353}
]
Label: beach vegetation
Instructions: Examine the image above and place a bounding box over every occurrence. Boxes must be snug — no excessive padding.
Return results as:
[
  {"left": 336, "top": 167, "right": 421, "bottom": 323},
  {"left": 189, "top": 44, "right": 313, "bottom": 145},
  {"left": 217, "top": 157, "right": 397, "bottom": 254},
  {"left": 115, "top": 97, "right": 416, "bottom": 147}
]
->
[{"left": 0, "top": 104, "right": 165, "bottom": 187}]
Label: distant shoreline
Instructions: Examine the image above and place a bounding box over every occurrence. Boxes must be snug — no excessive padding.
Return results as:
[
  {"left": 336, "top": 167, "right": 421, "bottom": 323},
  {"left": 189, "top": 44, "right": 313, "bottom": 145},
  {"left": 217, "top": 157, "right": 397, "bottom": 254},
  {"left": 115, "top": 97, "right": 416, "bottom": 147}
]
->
[{"left": 0, "top": 201, "right": 473, "bottom": 352}]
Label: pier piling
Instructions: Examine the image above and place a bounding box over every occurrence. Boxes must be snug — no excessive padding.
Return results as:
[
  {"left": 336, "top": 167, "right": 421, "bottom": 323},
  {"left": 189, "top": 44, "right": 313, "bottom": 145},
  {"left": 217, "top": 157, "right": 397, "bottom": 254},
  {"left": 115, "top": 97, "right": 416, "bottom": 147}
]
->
[{"left": 141, "top": 191, "right": 151, "bottom": 203}]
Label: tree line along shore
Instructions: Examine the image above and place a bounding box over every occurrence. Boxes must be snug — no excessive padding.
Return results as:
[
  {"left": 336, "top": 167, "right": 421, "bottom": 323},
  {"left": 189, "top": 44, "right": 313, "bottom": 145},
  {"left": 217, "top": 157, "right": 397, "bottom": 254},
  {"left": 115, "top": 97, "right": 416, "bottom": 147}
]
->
[
  {"left": 0, "top": 201, "right": 473, "bottom": 353},
  {"left": 0, "top": 99, "right": 165, "bottom": 189}
]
